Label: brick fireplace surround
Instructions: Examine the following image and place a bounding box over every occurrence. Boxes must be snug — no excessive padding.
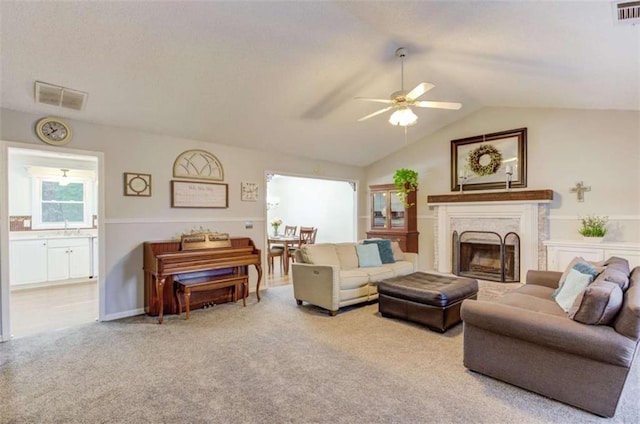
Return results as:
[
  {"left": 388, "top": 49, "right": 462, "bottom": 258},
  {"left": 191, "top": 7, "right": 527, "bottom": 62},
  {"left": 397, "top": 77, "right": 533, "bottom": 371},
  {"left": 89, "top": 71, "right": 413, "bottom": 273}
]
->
[{"left": 427, "top": 190, "right": 553, "bottom": 282}]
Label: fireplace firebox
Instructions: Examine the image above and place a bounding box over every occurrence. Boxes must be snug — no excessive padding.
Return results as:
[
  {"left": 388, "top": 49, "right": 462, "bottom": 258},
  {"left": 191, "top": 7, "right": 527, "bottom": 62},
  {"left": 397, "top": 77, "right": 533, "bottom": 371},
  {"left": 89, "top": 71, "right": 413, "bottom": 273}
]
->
[{"left": 452, "top": 231, "right": 520, "bottom": 282}]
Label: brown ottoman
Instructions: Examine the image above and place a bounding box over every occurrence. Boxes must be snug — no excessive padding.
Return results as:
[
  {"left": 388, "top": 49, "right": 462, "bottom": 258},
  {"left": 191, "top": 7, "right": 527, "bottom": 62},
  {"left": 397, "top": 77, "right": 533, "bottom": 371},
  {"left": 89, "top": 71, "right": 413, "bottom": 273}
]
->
[{"left": 378, "top": 272, "right": 478, "bottom": 332}]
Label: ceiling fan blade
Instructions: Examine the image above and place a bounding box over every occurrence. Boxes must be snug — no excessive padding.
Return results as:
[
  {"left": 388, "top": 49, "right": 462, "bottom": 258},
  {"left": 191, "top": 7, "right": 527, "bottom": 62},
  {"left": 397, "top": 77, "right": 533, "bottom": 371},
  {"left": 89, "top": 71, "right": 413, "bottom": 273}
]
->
[
  {"left": 414, "top": 100, "right": 462, "bottom": 110},
  {"left": 405, "top": 83, "right": 434, "bottom": 100},
  {"left": 357, "top": 106, "right": 394, "bottom": 122},
  {"left": 354, "top": 97, "right": 395, "bottom": 104}
]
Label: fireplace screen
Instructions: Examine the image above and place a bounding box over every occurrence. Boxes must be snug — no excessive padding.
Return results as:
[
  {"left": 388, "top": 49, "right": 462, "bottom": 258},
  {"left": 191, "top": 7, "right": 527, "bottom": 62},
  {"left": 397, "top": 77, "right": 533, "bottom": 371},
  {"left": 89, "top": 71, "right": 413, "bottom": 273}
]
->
[{"left": 452, "top": 231, "right": 520, "bottom": 282}]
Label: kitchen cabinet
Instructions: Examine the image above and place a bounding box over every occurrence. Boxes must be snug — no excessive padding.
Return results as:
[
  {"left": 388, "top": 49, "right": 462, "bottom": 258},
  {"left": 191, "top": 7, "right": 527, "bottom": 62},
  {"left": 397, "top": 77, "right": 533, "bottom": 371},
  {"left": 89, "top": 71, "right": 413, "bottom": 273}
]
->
[
  {"left": 47, "top": 238, "right": 92, "bottom": 281},
  {"left": 366, "top": 183, "right": 419, "bottom": 253},
  {"left": 10, "top": 239, "right": 48, "bottom": 285}
]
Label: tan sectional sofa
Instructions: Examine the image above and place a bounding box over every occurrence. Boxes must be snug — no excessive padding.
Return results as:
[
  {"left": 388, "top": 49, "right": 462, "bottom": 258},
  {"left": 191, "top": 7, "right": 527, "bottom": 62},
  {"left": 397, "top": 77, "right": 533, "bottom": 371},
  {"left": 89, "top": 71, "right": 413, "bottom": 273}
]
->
[
  {"left": 291, "top": 242, "right": 418, "bottom": 315},
  {"left": 461, "top": 257, "right": 640, "bottom": 417}
]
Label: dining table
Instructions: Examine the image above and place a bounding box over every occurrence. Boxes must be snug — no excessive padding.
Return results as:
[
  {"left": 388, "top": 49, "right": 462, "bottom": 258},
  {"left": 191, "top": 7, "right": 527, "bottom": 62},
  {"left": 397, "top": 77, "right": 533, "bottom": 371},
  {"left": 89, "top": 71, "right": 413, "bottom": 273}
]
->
[{"left": 267, "top": 235, "right": 300, "bottom": 275}]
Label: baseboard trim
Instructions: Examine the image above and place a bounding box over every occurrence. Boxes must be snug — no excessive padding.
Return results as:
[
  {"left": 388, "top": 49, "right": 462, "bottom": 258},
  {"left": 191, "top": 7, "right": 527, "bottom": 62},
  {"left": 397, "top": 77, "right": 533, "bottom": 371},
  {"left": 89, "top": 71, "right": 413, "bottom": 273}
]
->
[{"left": 103, "top": 308, "right": 145, "bottom": 321}]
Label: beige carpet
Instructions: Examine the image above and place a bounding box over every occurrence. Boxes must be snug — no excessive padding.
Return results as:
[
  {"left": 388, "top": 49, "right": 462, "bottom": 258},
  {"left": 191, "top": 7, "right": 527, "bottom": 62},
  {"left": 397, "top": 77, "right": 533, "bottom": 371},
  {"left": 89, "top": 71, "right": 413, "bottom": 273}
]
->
[{"left": 0, "top": 283, "right": 638, "bottom": 423}]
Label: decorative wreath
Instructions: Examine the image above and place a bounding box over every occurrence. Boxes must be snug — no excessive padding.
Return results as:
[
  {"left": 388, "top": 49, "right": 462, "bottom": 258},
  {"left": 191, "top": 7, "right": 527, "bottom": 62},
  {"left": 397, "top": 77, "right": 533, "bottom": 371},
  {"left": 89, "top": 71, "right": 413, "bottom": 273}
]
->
[{"left": 467, "top": 144, "right": 503, "bottom": 176}]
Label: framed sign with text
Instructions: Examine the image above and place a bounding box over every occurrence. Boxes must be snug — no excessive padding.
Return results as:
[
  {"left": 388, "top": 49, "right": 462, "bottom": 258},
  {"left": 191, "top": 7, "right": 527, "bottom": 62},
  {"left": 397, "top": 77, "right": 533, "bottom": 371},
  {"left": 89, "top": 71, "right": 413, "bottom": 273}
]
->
[{"left": 171, "top": 180, "right": 228, "bottom": 208}]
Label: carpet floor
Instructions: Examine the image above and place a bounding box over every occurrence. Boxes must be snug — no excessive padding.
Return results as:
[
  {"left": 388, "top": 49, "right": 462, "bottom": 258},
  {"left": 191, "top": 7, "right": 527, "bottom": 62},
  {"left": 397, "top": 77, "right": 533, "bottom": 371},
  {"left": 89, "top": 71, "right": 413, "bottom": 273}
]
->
[{"left": 1, "top": 284, "right": 638, "bottom": 423}]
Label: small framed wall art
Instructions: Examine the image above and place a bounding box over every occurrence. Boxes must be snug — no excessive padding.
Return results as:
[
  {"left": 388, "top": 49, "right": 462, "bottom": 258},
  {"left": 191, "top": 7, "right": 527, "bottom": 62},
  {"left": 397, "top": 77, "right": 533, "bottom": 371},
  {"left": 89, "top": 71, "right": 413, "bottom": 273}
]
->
[
  {"left": 124, "top": 172, "right": 152, "bottom": 197},
  {"left": 241, "top": 182, "right": 258, "bottom": 201}
]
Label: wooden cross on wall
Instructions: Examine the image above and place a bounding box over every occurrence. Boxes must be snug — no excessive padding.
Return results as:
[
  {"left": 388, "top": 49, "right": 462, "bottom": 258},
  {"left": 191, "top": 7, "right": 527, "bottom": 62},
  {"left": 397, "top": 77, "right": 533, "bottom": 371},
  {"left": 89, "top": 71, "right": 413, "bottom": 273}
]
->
[{"left": 570, "top": 181, "right": 591, "bottom": 202}]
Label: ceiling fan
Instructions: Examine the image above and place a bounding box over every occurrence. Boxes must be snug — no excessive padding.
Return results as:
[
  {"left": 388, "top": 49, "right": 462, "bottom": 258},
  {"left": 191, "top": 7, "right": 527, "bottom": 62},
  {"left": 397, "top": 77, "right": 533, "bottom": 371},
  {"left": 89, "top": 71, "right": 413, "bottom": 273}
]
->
[{"left": 356, "top": 47, "right": 462, "bottom": 126}]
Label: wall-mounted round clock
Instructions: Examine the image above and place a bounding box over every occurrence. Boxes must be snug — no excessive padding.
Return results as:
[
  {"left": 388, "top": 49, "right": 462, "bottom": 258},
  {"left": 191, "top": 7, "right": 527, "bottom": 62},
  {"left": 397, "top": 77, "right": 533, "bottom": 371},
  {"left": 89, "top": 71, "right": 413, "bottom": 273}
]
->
[{"left": 35, "top": 117, "right": 72, "bottom": 146}]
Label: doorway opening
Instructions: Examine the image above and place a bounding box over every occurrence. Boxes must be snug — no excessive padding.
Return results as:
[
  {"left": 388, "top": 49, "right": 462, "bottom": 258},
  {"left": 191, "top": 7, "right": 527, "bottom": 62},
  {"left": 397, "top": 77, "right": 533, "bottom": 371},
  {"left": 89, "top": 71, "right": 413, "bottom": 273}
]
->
[
  {"left": 4, "top": 146, "right": 102, "bottom": 339},
  {"left": 265, "top": 173, "right": 357, "bottom": 280}
]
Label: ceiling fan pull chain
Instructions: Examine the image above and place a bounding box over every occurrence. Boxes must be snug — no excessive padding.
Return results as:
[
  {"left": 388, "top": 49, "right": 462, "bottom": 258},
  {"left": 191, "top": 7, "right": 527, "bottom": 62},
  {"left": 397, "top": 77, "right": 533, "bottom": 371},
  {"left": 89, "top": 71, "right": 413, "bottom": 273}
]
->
[{"left": 400, "top": 53, "right": 404, "bottom": 93}]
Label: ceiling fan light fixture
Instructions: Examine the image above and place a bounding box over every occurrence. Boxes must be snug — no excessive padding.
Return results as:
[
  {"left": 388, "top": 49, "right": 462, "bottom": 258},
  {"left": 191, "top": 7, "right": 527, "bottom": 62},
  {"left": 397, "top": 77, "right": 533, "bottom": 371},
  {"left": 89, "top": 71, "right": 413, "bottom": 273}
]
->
[
  {"left": 356, "top": 47, "right": 460, "bottom": 126},
  {"left": 388, "top": 107, "right": 417, "bottom": 126}
]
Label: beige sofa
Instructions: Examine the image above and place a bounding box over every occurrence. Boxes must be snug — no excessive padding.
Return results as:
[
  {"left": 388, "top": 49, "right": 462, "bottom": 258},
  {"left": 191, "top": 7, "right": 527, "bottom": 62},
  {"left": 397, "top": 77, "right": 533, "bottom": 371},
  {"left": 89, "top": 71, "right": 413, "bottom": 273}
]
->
[
  {"left": 291, "top": 242, "right": 418, "bottom": 315},
  {"left": 461, "top": 257, "right": 640, "bottom": 417}
]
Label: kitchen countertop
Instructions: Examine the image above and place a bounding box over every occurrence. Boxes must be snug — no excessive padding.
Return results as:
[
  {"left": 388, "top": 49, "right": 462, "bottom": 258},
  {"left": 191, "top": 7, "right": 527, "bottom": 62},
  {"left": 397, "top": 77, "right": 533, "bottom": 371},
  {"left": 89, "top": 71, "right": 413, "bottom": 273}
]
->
[{"left": 10, "top": 230, "right": 98, "bottom": 240}]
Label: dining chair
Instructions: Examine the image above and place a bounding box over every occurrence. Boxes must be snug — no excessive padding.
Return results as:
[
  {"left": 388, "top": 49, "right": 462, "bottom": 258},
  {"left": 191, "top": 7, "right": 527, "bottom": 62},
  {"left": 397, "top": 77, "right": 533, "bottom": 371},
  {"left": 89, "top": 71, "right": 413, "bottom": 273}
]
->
[
  {"left": 287, "top": 228, "right": 315, "bottom": 264},
  {"left": 267, "top": 238, "right": 285, "bottom": 274},
  {"left": 284, "top": 225, "right": 297, "bottom": 237}
]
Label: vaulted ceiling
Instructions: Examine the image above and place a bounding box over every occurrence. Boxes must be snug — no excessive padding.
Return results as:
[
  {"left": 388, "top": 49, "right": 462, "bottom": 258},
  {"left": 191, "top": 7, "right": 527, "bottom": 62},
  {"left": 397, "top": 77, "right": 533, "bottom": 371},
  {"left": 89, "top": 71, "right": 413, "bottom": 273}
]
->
[{"left": 1, "top": 2, "right": 638, "bottom": 167}]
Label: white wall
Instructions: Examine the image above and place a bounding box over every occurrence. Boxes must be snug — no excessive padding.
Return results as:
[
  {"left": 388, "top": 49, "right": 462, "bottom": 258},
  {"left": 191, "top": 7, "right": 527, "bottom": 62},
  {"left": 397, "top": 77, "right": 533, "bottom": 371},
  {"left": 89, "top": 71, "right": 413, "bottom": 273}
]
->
[
  {"left": 364, "top": 107, "right": 640, "bottom": 271},
  {"left": 266, "top": 175, "right": 356, "bottom": 243},
  {"left": 1, "top": 108, "right": 365, "bottom": 320}
]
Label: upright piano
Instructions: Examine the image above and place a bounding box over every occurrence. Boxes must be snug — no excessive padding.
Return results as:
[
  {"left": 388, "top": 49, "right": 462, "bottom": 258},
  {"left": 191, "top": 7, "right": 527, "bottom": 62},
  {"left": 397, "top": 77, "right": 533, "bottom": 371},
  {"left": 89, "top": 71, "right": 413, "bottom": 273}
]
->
[{"left": 143, "top": 234, "right": 262, "bottom": 323}]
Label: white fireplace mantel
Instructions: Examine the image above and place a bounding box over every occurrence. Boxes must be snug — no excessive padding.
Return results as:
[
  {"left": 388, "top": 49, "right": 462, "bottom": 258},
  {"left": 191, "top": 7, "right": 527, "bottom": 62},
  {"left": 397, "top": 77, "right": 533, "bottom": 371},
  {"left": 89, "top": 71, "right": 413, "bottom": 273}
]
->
[{"left": 428, "top": 190, "right": 553, "bottom": 282}]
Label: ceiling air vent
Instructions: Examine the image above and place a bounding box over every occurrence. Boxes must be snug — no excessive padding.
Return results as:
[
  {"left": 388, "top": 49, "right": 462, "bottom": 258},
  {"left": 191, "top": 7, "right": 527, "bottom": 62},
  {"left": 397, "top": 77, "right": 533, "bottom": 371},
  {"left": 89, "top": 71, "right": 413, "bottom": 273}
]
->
[
  {"left": 34, "top": 81, "right": 88, "bottom": 111},
  {"left": 612, "top": 1, "right": 640, "bottom": 25}
]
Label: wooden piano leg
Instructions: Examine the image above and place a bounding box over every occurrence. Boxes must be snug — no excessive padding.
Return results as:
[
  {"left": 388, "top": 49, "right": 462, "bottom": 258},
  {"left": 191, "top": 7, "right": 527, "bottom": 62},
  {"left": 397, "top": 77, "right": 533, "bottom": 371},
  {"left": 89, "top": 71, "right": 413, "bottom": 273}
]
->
[
  {"left": 242, "top": 278, "right": 248, "bottom": 307},
  {"left": 157, "top": 276, "right": 166, "bottom": 324},
  {"left": 232, "top": 279, "right": 238, "bottom": 303},
  {"left": 185, "top": 289, "right": 191, "bottom": 320},
  {"left": 176, "top": 289, "right": 183, "bottom": 318},
  {"left": 254, "top": 264, "right": 263, "bottom": 302}
]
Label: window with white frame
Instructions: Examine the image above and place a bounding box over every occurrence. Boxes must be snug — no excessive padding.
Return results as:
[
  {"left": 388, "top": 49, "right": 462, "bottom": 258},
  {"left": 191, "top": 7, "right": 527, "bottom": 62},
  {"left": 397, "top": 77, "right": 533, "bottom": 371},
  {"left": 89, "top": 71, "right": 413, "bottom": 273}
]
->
[{"left": 32, "top": 177, "right": 93, "bottom": 229}]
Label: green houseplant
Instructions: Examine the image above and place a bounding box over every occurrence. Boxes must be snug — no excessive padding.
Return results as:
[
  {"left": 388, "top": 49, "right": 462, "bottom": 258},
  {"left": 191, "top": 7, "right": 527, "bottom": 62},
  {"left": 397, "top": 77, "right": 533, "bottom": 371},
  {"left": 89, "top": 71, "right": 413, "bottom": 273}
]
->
[
  {"left": 579, "top": 214, "right": 608, "bottom": 240},
  {"left": 393, "top": 168, "right": 418, "bottom": 207}
]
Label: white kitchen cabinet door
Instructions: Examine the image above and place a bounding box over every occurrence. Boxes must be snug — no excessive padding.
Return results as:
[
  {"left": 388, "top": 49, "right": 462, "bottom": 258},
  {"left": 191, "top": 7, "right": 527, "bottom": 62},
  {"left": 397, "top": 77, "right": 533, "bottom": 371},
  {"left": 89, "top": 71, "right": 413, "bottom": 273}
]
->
[
  {"left": 69, "top": 241, "right": 91, "bottom": 278},
  {"left": 10, "top": 239, "right": 48, "bottom": 285},
  {"left": 47, "top": 238, "right": 93, "bottom": 281},
  {"left": 47, "top": 246, "right": 70, "bottom": 281}
]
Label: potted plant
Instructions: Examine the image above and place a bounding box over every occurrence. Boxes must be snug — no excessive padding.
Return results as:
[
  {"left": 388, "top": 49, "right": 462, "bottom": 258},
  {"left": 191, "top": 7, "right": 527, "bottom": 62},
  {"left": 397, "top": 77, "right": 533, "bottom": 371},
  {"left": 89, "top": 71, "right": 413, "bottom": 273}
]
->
[
  {"left": 393, "top": 168, "right": 419, "bottom": 207},
  {"left": 579, "top": 214, "right": 608, "bottom": 241}
]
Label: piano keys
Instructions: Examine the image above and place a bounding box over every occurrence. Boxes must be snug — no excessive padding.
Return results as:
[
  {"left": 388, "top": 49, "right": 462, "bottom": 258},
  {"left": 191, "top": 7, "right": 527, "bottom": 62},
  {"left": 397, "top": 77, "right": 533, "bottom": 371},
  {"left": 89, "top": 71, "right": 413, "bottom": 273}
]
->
[{"left": 143, "top": 234, "right": 262, "bottom": 324}]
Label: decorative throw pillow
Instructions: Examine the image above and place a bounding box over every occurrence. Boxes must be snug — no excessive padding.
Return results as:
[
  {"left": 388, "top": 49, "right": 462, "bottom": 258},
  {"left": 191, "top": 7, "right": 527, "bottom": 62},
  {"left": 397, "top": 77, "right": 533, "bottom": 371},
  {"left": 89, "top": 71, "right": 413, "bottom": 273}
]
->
[
  {"left": 594, "top": 268, "right": 629, "bottom": 291},
  {"left": 554, "top": 268, "right": 593, "bottom": 312},
  {"left": 594, "top": 257, "right": 631, "bottom": 291},
  {"left": 355, "top": 243, "right": 382, "bottom": 268},
  {"left": 569, "top": 280, "right": 623, "bottom": 325},
  {"left": 390, "top": 241, "right": 405, "bottom": 261},
  {"left": 553, "top": 258, "right": 600, "bottom": 298},
  {"left": 572, "top": 261, "right": 600, "bottom": 280},
  {"left": 556, "top": 256, "right": 586, "bottom": 290},
  {"left": 363, "top": 239, "right": 395, "bottom": 264}
]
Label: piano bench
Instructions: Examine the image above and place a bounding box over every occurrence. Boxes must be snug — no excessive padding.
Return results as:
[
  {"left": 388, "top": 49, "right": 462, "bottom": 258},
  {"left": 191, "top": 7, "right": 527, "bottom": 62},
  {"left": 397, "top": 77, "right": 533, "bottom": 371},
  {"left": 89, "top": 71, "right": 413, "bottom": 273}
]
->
[{"left": 175, "top": 274, "right": 248, "bottom": 320}]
